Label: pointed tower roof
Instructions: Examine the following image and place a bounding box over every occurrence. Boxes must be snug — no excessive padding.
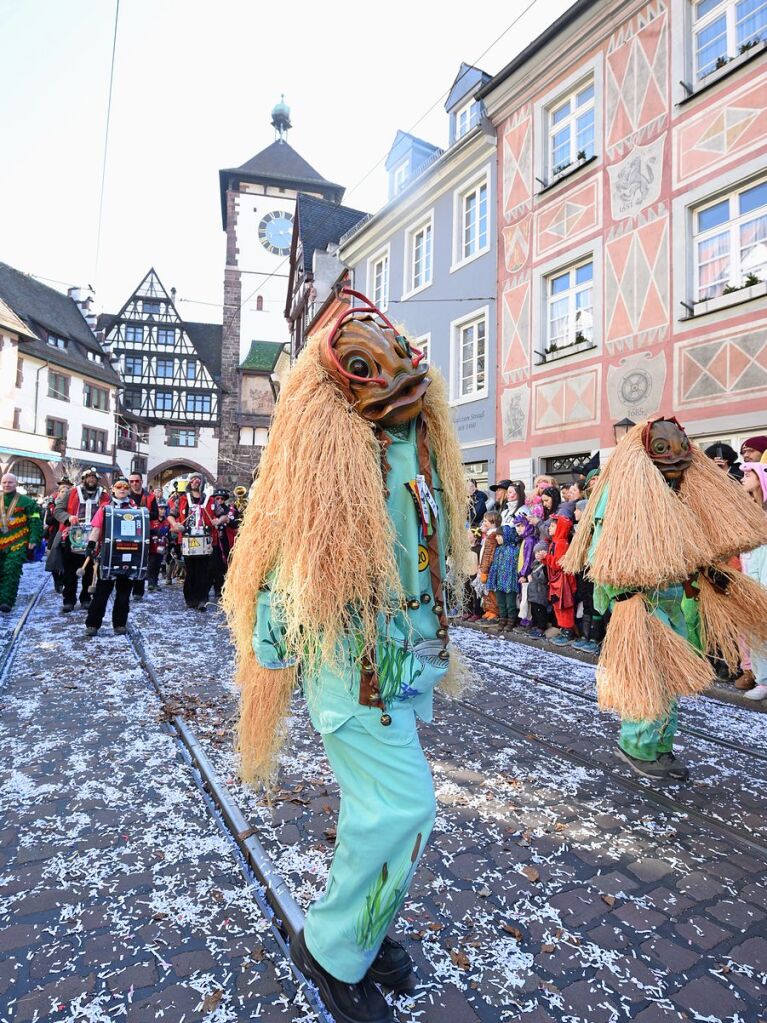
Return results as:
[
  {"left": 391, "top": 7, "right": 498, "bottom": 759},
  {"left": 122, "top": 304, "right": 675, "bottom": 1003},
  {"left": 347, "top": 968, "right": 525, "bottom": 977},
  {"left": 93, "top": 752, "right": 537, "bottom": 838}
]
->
[{"left": 219, "top": 140, "right": 344, "bottom": 228}]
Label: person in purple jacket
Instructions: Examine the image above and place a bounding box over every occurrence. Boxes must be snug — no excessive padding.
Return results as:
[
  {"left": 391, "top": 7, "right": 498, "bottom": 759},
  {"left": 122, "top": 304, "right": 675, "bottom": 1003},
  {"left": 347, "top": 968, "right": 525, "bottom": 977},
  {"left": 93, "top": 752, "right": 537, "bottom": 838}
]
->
[{"left": 514, "top": 513, "right": 538, "bottom": 630}]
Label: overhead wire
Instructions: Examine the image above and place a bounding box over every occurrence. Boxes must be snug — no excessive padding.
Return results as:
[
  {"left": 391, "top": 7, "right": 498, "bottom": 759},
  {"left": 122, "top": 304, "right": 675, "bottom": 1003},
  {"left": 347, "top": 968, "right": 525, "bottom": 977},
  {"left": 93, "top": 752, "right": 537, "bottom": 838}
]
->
[
  {"left": 221, "top": 0, "right": 544, "bottom": 338},
  {"left": 94, "top": 0, "right": 121, "bottom": 291}
]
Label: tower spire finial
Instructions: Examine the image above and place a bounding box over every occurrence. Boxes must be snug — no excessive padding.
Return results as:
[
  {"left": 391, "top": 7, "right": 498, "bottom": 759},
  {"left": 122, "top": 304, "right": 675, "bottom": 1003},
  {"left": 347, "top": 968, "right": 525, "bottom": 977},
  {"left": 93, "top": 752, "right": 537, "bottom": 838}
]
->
[{"left": 271, "top": 94, "right": 291, "bottom": 141}]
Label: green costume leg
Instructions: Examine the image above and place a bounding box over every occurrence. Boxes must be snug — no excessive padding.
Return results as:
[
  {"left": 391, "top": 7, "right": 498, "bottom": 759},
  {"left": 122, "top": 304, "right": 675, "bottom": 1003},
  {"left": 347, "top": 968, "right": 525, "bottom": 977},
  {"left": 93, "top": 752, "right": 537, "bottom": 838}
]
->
[
  {"left": 618, "top": 597, "right": 686, "bottom": 761},
  {"left": 0, "top": 549, "right": 27, "bottom": 609},
  {"left": 619, "top": 701, "right": 679, "bottom": 761},
  {"left": 303, "top": 714, "right": 436, "bottom": 984}
]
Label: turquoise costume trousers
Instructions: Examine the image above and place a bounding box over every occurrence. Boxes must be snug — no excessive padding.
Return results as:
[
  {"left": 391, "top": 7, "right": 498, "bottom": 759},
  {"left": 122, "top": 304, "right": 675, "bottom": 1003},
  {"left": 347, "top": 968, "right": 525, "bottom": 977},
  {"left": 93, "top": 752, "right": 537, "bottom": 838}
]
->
[
  {"left": 618, "top": 591, "right": 685, "bottom": 762},
  {"left": 304, "top": 713, "right": 436, "bottom": 983}
]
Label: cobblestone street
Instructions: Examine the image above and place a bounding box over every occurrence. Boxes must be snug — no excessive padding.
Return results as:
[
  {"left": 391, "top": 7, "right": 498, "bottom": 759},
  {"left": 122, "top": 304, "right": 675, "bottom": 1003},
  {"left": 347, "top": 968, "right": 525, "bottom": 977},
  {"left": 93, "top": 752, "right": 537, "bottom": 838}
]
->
[{"left": 2, "top": 569, "right": 766, "bottom": 1022}]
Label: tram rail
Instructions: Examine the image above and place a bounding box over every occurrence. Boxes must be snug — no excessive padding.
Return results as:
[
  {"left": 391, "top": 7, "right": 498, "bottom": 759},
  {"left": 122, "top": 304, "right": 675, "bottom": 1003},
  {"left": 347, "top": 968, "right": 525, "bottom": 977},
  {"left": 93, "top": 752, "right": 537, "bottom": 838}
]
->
[
  {"left": 438, "top": 653, "right": 767, "bottom": 858},
  {"left": 0, "top": 574, "right": 329, "bottom": 1022},
  {"left": 459, "top": 640, "right": 767, "bottom": 764}
]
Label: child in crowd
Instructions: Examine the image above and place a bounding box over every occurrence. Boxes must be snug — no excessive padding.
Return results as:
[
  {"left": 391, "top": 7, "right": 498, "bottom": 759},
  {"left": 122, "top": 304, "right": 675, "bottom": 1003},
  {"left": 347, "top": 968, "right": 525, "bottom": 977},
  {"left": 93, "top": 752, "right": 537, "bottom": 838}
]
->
[
  {"left": 546, "top": 514, "right": 577, "bottom": 646},
  {"left": 527, "top": 541, "right": 550, "bottom": 637},
  {"left": 463, "top": 527, "right": 483, "bottom": 622},
  {"left": 515, "top": 514, "right": 537, "bottom": 630},
  {"left": 478, "top": 511, "right": 501, "bottom": 623},
  {"left": 486, "top": 510, "right": 521, "bottom": 632},
  {"left": 147, "top": 502, "right": 171, "bottom": 592}
]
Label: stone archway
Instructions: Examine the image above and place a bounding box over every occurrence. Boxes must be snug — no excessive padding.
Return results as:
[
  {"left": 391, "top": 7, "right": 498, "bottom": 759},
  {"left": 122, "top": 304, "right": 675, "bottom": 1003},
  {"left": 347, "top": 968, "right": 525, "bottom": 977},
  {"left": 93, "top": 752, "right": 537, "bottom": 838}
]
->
[
  {"left": 149, "top": 458, "right": 216, "bottom": 491},
  {"left": 6, "top": 457, "right": 55, "bottom": 497}
]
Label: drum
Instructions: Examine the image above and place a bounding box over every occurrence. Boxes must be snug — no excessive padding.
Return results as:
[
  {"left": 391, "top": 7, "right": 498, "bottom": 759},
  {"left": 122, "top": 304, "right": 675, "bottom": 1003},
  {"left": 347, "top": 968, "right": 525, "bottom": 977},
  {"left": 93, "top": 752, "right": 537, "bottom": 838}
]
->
[
  {"left": 182, "top": 534, "right": 212, "bottom": 557},
  {"left": 68, "top": 524, "right": 88, "bottom": 554},
  {"left": 99, "top": 506, "right": 150, "bottom": 580}
]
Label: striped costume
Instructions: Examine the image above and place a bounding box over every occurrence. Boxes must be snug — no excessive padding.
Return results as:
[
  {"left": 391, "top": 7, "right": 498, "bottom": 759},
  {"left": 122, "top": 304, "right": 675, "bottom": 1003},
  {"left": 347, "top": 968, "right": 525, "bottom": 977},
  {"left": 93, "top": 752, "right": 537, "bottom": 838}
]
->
[{"left": 0, "top": 491, "right": 43, "bottom": 610}]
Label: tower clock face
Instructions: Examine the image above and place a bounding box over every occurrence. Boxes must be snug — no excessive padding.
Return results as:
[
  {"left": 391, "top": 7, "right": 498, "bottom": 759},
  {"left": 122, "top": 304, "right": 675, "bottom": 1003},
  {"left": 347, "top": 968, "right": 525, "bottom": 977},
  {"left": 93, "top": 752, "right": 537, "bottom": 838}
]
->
[{"left": 258, "top": 210, "right": 294, "bottom": 255}]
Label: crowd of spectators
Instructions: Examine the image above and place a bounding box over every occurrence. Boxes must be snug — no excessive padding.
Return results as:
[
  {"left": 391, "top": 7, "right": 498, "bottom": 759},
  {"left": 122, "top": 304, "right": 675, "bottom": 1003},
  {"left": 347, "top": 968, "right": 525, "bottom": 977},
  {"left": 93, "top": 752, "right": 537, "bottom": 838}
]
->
[{"left": 462, "top": 434, "right": 767, "bottom": 700}]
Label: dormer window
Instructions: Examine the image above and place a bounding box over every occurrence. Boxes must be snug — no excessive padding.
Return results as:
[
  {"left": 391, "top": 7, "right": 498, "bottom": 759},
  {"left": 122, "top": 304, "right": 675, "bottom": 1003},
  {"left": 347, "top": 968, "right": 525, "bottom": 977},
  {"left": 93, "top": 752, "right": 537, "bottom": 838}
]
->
[
  {"left": 86, "top": 351, "right": 103, "bottom": 364},
  {"left": 393, "top": 161, "right": 409, "bottom": 195},
  {"left": 47, "top": 334, "right": 68, "bottom": 350},
  {"left": 456, "top": 99, "right": 476, "bottom": 139}
]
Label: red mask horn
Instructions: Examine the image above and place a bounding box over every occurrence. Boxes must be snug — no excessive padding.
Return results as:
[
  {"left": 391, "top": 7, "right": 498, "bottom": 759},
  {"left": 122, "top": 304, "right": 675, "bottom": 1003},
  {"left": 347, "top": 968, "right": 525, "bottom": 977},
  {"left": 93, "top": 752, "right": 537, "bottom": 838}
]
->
[{"left": 325, "top": 287, "right": 424, "bottom": 387}]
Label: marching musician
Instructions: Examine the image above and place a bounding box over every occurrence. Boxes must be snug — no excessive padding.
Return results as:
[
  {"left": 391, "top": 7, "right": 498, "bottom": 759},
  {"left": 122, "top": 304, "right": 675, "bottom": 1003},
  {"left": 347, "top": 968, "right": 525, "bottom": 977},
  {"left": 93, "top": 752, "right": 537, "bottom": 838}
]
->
[
  {"left": 84, "top": 477, "right": 137, "bottom": 636},
  {"left": 54, "top": 467, "right": 108, "bottom": 613},
  {"left": 0, "top": 472, "right": 43, "bottom": 613},
  {"left": 210, "top": 487, "right": 237, "bottom": 599},
  {"left": 43, "top": 477, "right": 72, "bottom": 593},
  {"left": 168, "top": 473, "right": 217, "bottom": 612},
  {"left": 127, "top": 470, "right": 158, "bottom": 600}
]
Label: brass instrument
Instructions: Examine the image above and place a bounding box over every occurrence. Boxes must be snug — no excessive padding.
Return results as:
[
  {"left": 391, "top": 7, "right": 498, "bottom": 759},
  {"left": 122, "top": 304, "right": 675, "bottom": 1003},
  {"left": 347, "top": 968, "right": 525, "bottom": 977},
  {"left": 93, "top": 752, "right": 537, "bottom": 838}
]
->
[{"left": 233, "top": 485, "right": 248, "bottom": 514}]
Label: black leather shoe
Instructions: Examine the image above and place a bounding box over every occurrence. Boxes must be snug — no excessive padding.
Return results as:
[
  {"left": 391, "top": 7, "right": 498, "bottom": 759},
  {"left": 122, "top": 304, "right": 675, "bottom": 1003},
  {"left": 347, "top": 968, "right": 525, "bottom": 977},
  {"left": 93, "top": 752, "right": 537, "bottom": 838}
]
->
[
  {"left": 368, "top": 936, "right": 415, "bottom": 991},
  {"left": 615, "top": 747, "right": 669, "bottom": 780},
  {"left": 658, "top": 752, "right": 690, "bottom": 782},
  {"left": 290, "top": 930, "right": 392, "bottom": 1023}
]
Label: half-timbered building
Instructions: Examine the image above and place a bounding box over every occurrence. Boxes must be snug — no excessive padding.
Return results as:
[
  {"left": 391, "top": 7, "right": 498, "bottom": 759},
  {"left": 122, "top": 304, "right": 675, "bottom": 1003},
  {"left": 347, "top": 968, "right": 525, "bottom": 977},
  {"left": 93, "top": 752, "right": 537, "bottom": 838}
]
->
[{"left": 98, "top": 269, "right": 222, "bottom": 489}]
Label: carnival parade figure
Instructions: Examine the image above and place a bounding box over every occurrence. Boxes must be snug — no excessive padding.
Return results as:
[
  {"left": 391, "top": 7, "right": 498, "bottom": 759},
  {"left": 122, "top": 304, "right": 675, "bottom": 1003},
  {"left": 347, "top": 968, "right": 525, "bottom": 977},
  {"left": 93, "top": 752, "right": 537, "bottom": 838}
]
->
[
  {"left": 84, "top": 476, "right": 145, "bottom": 637},
  {"left": 563, "top": 418, "right": 767, "bottom": 782},
  {"left": 169, "top": 474, "right": 217, "bottom": 611},
  {"left": 0, "top": 472, "right": 43, "bottom": 613},
  {"left": 223, "top": 290, "right": 468, "bottom": 1023},
  {"left": 54, "top": 466, "right": 108, "bottom": 612}
]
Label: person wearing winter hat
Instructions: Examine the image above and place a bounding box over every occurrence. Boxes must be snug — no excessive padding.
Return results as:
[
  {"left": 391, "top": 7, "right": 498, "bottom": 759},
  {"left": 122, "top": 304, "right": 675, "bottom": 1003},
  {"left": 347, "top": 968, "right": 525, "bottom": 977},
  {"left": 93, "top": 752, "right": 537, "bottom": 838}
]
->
[
  {"left": 705, "top": 442, "right": 743, "bottom": 481},
  {"left": 527, "top": 541, "right": 550, "bottom": 637},
  {"left": 740, "top": 464, "right": 767, "bottom": 701},
  {"left": 740, "top": 436, "right": 767, "bottom": 462}
]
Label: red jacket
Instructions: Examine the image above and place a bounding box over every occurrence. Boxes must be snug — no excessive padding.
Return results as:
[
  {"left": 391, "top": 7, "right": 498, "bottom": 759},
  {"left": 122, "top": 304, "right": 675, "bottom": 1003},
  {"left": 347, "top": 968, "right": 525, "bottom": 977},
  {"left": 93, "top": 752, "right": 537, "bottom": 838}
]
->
[
  {"left": 546, "top": 515, "right": 576, "bottom": 609},
  {"left": 172, "top": 493, "right": 219, "bottom": 545}
]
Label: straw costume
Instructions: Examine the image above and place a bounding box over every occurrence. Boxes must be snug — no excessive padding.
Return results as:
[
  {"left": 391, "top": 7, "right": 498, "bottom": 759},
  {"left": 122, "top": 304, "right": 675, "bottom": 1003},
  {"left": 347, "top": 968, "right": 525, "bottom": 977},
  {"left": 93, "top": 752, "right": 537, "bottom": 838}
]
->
[
  {"left": 563, "top": 417, "right": 767, "bottom": 781},
  {"left": 223, "top": 290, "right": 467, "bottom": 1020},
  {"left": 0, "top": 473, "right": 42, "bottom": 612}
]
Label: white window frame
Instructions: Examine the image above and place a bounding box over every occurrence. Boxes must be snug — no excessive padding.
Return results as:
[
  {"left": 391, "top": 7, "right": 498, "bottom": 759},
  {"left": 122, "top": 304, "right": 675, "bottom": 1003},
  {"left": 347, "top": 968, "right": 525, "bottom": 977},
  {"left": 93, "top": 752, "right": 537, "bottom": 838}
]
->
[
  {"left": 544, "top": 257, "right": 595, "bottom": 353},
  {"left": 402, "top": 210, "right": 435, "bottom": 300},
  {"left": 449, "top": 306, "right": 489, "bottom": 406},
  {"left": 366, "top": 244, "right": 391, "bottom": 312},
  {"left": 455, "top": 99, "right": 475, "bottom": 139},
  {"left": 534, "top": 55, "right": 603, "bottom": 189},
  {"left": 414, "top": 332, "right": 430, "bottom": 368},
  {"left": 692, "top": 0, "right": 767, "bottom": 80},
  {"left": 451, "top": 166, "right": 491, "bottom": 272},
  {"left": 693, "top": 175, "right": 767, "bottom": 301},
  {"left": 532, "top": 238, "right": 603, "bottom": 372},
  {"left": 393, "top": 161, "right": 409, "bottom": 195},
  {"left": 547, "top": 77, "right": 596, "bottom": 178}
]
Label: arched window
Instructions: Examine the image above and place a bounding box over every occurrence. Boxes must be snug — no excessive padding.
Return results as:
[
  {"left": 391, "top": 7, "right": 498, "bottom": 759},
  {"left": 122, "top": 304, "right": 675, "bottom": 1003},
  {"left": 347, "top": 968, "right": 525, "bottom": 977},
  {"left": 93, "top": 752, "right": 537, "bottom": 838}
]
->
[
  {"left": 256, "top": 296, "right": 264, "bottom": 312},
  {"left": 11, "top": 459, "right": 45, "bottom": 496}
]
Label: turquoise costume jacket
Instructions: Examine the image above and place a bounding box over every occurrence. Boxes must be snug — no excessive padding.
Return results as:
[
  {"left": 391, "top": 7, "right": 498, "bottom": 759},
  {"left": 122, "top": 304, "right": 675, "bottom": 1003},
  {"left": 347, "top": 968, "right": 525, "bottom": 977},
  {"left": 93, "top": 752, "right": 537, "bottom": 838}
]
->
[{"left": 252, "top": 419, "right": 449, "bottom": 747}]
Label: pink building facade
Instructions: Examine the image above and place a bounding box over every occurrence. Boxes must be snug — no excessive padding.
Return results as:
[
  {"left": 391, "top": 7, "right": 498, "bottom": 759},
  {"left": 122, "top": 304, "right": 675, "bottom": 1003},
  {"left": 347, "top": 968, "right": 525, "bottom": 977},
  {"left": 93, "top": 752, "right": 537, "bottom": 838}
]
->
[{"left": 479, "top": 0, "right": 767, "bottom": 484}]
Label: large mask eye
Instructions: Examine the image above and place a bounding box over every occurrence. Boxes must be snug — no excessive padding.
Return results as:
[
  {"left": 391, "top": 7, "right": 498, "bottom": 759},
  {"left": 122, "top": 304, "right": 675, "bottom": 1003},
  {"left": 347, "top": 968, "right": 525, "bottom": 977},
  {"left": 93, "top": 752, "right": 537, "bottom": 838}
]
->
[
  {"left": 651, "top": 438, "right": 670, "bottom": 455},
  {"left": 344, "top": 353, "right": 374, "bottom": 379}
]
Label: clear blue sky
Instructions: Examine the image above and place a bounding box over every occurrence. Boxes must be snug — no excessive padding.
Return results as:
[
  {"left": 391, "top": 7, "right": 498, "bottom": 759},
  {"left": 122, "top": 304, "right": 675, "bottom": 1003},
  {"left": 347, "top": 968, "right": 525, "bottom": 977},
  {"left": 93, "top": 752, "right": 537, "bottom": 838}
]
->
[{"left": 0, "top": 0, "right": 574, "bottom": 318}]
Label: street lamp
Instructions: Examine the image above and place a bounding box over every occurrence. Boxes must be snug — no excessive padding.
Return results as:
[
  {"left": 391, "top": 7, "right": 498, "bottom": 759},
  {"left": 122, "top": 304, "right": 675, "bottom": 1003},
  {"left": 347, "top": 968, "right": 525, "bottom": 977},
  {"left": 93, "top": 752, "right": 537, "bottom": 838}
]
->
[{"left": 613, "top": 417, "right": 635, "bottom": 443}]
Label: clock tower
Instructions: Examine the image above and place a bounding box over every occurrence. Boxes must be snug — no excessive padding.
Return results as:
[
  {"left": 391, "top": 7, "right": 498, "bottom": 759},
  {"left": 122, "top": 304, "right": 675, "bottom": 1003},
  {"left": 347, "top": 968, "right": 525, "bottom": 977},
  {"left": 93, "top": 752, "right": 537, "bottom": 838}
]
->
[{"left": 217, "top": 98, "right": 345, "bottom": 485}]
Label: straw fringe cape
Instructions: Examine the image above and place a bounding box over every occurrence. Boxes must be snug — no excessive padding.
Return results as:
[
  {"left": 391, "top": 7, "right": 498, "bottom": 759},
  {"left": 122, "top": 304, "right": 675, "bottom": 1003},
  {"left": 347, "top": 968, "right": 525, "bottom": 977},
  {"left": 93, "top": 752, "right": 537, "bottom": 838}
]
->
[
  {"left": 561, "top": 423, "right": 767, "bottom": 720},
  {"left": 222, "top": 330, "right": 469, "bottom": 784}
]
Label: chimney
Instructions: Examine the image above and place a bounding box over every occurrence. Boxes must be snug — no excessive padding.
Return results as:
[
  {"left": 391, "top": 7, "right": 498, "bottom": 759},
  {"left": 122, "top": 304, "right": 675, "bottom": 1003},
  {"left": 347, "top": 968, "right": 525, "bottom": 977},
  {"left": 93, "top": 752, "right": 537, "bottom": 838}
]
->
[{"left": 68, "top": 285, "right": 98, "bottom": 331}]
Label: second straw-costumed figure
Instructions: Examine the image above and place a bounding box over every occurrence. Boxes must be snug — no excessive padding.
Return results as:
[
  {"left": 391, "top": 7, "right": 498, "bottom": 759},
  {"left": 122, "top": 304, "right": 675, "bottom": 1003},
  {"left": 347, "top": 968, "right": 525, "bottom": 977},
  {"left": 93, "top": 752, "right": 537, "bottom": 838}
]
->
[
  {"left": 223, "top": 291, "right": 467, "bottom": 1022},
  {"left": 563, "top": 417, "right": 767, "bottom": 782}
]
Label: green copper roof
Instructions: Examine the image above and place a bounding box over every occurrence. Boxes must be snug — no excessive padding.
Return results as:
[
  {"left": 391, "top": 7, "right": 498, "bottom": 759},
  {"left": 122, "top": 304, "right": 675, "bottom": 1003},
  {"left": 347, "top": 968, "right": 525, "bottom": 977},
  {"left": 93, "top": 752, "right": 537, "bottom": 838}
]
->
[{"left": 240, "top": 340, "right": 284, "bottom": 372}]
